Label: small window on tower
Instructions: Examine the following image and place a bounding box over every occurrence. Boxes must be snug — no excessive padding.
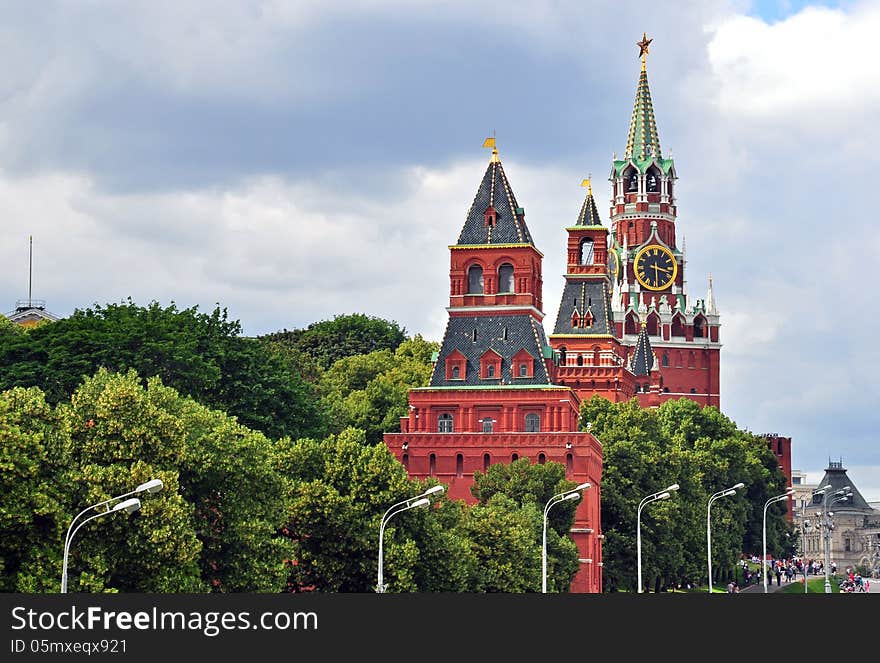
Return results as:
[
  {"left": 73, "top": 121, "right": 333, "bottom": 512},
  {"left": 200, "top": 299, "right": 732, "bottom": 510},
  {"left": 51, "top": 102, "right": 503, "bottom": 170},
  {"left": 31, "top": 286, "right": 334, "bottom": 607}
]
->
[
  {"left": 580, "top": 238, "right": 594, "bottom": 265},
  {"left": 452, "top": 366, "right": 460, "bottom": 379},
  {"left": 473, "top": 328, "right": 478, "bottom": 342},
  {"left": 627, "top": 171, "right": 638, "bottom": 192},
  {"left": 487, "top": 365, "right": 495, "bottom": 378},
  {"left": 467, "top": 265, "right": 484, "bottom": 294},
  {"left": 519, "top": 363, "right": 528, "bottom": 377},
  {"left": 498, "top": 263, "right": 514, "bottom": 293},
  {"left": 662, "top": 353, "right": 669, "bottom": 367},
  {"left": 525, "top": 413, "right": 540, "bottom": 432}
]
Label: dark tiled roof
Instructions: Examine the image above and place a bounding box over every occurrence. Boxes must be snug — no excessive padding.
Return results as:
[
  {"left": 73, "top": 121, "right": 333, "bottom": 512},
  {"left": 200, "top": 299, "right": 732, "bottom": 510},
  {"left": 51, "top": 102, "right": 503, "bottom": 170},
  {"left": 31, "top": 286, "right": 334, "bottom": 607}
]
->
[
  {"left": 812, "top": 463, "right": 874, "bottom": 512},
  {"left": 629, "top": 323, "right": 655, "bottom": 376},
  {"left": 430, "top": 314, "right": 551, "bottom": 386},
  {"left": 552, "top": 279, "right": 614, "bottom": 336},
  {"left": 456, "top": 160, "right": 534, "bottom": 246},
  {"left": 575, "top": 191, "right": 602, "bottom": 226}
]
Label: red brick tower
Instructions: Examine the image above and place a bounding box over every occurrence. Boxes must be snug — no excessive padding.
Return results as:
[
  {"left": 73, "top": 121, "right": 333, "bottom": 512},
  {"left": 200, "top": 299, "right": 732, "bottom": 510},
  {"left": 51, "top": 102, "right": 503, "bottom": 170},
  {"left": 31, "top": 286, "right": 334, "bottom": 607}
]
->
[
  {"left": 384, "top": 140, "right": 603, "bottom": 593},
  {"left": 548, "top": 180, "right": 637, "bottom": 403},
  {"left": 607, "top": 41, "right": 721, "bottom": 407}
]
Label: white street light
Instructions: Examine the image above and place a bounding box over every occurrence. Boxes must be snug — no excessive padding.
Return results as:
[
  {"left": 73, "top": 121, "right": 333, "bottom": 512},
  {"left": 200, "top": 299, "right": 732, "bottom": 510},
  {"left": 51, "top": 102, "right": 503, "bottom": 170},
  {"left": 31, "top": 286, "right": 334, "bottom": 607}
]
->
[
  {"left": 821, "top": 486, "right": 850, "bottom": 594},
  {"left": 707, "top": 482, "right": 744, "bottom": 593},
  {"left": 763, "top": 488, "right": 794, "bottom": 593},
  {"left": 376, "top": 485, "right": 444, "bottom": 593},
  {"left": 61, "top": 480, "right": 163, "bottom": 593},
  {"left": 637, "top": 483, "right": 679, "bottom": 593},
  {"left": 543, "top": 483, "right": 591, "bottom": 593}
]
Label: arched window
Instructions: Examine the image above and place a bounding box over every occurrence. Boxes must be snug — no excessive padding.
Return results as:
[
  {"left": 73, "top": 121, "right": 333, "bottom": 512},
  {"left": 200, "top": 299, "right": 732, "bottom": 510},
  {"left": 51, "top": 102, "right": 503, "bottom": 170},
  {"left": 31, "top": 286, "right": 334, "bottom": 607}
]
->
[
  {"left": 646, "top": 168, "right": 660, "bottom": 193},
  {"left": 646, "top": 313, "right": 660, "bottom": 336},
  {"left": 402, "top": 453, "right": 409, "bottom": 470},
  {"left": 538, "top": 453, "right": 546, "bottom": 465},
  {"left": 693, "top": 315, "right": 705, "bottom": 338},
  {"left": 487, "top": 365, "right": 495, "bottom": 378},
  {"left": 625, "top": 312, "right": 639, "bottom": 335},
  {"left": 483, "top": 453, "right": 491, "bottom": 471},
  {"left": 525, "top": 413, "right": 540, "bottom": 432},
  {"left": 577, "top": 354, "right": 584, "bottom": 366},
  {"left": 482, "top": 417, "right": 494, "bottom": 433},
  {"left": 671, "top": 314, "right": 685, "bottom": 338},
  {"left": 626, "top": 169, "right": 639, "bottom": 192},
  {"left": 467, "top": 265, "right": 484, "bottom": 294},
  {"left": 429, "top": 453, "right": 436, "bottom": 476},
  {"left": 519, "top": 363, "right": 528, "bottom": 377},
  {"left": 452, "top": 365, "right": 460, "bottom": 379},
  {"left": 663, "top": 387, "right": 669, "bottom": 393},
  {"left": 580, "top": 238, "right": 594, "bottom": 265},
  {"left": 498, "top": 263, "right": 514, "bottom": 293},
  {"left": 438, "top": 413, "right": 454, "bottom": 433},
  {"left": 662, "top": 353, "right": 669, "bottom": 367},
  {"left": 566, "top": 453, "right": 573, "bottom": 474},
  {"left": 456, "top": 453, "right": 464, "bottom": 478},
  {"left": 559, "top": 347, "right": 567, "bottom": 366},
  {"left": 511, "top": 453, "right": 518, "bottom": 461}
]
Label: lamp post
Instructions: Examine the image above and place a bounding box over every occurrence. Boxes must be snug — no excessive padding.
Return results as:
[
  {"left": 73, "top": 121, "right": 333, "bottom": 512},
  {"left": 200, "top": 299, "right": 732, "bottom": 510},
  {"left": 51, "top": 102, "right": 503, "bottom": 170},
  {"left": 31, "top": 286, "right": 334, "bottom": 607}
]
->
[
  {"left": 637, "top": 483, "right": 679, "bottom": 593},
  {"left": 543, "top": 482, "right": 591, "bottom": 593},
  {"left": 376, "top": 485, "right": 444, "bottom": 593},
  {"left": 707, "top": 482, "right": 744, "bottom": 593},
  {"left": 821, "top": 487, "right": 851, "bottom": 594},
  {"left": 762, "top": 488, "right": 794, "bottom": 593},
  {"left": 61, "top": 479, "right": 163, "bottom": 593}
]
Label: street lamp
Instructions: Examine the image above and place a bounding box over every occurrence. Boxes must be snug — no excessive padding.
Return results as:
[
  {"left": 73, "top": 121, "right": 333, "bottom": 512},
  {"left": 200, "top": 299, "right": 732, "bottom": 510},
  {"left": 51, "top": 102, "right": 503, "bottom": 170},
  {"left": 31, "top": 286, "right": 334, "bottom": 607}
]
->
[
  {"left": 637, "top": 483, "right": 679, "bottom": 593},
  {"left": 820, "top": 487, "right": 852, "bottom": 593},
  {"left": 61, "top": 479, "right": 163, "bottom": 593},
  {"left": 376, "top": 485, "right": 444, "bottom": 593},
  {"left": 762, "top": 488, "right": 794, "bottom": 593},
  {"left": 543, "top": 482, "right": 591, "bottom": 593},
  {"left": 707, "top": 482, "right": 744, "bottom": 593},
  {"left": 820, "top": 486, "right": 850, "bottom": 594}
]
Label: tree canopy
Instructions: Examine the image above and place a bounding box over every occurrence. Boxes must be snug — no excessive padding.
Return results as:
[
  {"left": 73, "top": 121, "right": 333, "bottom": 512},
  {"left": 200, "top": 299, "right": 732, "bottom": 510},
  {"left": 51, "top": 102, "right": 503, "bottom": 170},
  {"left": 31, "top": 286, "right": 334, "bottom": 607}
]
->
[
  {"left": 262, "top": 313, "right": 407, "bottom": 370},
  {"left": 580, "top": 396, "right": 793, "bottom": 592},
  {"left": 0, "top": 300, "right": 325, "bottom": 441}
]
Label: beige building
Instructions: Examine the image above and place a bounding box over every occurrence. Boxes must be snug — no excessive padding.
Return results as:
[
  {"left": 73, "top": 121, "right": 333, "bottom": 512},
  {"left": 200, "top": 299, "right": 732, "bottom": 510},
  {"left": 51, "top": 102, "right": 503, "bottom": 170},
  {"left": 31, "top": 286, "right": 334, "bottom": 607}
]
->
[{"left": 796, "top": 461, "right": 880, "bottom": 577}]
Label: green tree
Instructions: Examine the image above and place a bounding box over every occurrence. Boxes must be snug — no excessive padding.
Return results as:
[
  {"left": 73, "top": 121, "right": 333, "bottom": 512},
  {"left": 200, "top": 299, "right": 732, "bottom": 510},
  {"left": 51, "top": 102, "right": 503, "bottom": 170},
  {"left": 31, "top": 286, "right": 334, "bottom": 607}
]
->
[
  {"left": 274, "top": 428, "right": 468, "bottom": 592},
  {"left": 263, "top": 313, "right": 407, "bottom": 370},
  {"left": 0, "top": 300, "right": 325, "bottom": 441},
  {"left": 581, "top": 395, "right": 788, "bottom": 592},
  {"left": 318, "top": 336, "right": 437, "bottom": 444},
  {"left": 57, "top": 369, "right": 204, "bottom": 592},
  {"left": 472, "top": 458, "right": 581, "bottom": 592},
  {"left": 0, "top": 387, "right": 67, "bottom": 592}
]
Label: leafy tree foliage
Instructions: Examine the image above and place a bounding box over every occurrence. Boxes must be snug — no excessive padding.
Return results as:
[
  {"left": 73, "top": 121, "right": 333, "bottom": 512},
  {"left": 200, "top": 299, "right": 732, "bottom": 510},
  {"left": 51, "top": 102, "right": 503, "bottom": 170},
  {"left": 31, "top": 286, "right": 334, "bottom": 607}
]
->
[
  {"left": 581, "top": 396, "right": 790, "bottom": 592},
  {"left": 0, "top": 370, "right": 297, "bottom": 593},
  {"left": 262, "top": 313, "right": 407, "bottom": 370},
  {"left": 0, "top": 387, "right": 67, "bottom": 591},
  {"left": 318, "top": 336, "right": 437, "bottom": 444},
  {"left": 0, "top": 300, "right": 324, "bottom": 441},
  {"left": 472, "top": 458, "right": 581, "bottom": 592}
]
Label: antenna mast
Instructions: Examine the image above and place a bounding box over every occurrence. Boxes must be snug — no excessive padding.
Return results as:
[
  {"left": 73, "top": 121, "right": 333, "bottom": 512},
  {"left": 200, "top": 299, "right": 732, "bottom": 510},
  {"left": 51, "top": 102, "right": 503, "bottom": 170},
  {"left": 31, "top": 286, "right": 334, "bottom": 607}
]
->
[{"left": 28, "top": 235, "right": 33, "bottom": 307}]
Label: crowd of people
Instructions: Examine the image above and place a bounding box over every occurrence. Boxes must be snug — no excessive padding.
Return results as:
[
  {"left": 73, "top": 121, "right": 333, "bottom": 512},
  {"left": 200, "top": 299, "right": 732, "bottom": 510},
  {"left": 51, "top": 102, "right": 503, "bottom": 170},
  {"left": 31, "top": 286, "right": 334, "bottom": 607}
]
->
[{"left": 735, "top": 555, "right": 872, "bottom": 592}]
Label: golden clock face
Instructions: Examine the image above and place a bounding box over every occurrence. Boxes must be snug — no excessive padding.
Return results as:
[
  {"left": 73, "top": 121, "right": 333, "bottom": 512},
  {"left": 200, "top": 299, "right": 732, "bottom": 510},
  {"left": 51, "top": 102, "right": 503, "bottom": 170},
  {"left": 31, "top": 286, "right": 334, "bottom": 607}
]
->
[
  {"left": 634, "top": 244, "right": 677, "bottom": 291},
  {"left": 607, "top": 249, "right": 619, "bottom": 280}
]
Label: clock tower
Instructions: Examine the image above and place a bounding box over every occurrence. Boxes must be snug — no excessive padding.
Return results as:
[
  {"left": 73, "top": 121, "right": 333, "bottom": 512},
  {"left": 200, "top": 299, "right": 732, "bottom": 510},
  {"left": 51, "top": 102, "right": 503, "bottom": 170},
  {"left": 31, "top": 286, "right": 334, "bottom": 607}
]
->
[{"left": 606, "top": 35, "right": 721, "bottom": 407}]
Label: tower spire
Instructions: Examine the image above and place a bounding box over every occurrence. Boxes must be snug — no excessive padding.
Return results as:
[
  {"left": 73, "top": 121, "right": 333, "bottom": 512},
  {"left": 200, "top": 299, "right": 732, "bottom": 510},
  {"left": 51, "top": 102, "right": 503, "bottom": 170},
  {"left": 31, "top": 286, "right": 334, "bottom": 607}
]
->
[
  {"left": 626, "top": 34, "right": 661, "bottom": 161},
  {"left": 706, "top": 273, "right": 718, "bottom": 315},
  {"left": 28, "top": 235, "right": 33, "bottom": 307}
]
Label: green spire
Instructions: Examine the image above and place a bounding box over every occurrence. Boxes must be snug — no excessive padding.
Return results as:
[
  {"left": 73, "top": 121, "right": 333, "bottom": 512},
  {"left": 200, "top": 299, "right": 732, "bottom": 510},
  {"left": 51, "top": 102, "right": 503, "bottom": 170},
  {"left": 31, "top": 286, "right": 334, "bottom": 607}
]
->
[{"left": 624, "top": 50, "right": 662, "bottom": 161}]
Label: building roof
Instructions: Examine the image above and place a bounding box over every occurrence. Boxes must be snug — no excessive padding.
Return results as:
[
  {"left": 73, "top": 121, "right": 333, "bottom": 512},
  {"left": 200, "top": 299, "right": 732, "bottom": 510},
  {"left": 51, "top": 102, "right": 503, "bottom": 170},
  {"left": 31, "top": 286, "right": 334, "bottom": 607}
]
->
[
  {"left": 456, "top": 158, "right": 534, "bottom": 246},
  {"left": 574, "top": 187, "right": 602, "bottom": 227},
  {"left": 629, "top": 323, "right": 655, "bottom": 376},
  {"left": 430, "top": 314, "right": 552, "bottom": 387},
  {"left": 552, "top": 279, "right": 614, "bottom": 336},
  {"left": 812, "top": 460, "right": 874, "bottom": 512}
]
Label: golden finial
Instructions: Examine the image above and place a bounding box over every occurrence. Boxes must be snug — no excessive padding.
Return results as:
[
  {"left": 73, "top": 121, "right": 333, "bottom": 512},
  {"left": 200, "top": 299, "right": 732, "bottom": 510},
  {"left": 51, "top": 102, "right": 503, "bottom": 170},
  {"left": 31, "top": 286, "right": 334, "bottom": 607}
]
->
[
  {"left": 482, "top": 132, "right": 500, "bottom": 163},
  {"left": 637, "top": 32, "right": 653, "bottom": 70},
  {"left": 581, "top": 173, "right": 593, "bottom": 196}
]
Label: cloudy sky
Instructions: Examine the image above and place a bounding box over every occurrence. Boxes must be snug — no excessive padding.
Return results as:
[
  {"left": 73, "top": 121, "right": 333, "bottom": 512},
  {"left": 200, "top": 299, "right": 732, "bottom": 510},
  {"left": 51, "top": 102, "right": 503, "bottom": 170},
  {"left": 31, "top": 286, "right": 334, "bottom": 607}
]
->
[{"left": 1, "top": 0, "right": 878, "bottom": 499}]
